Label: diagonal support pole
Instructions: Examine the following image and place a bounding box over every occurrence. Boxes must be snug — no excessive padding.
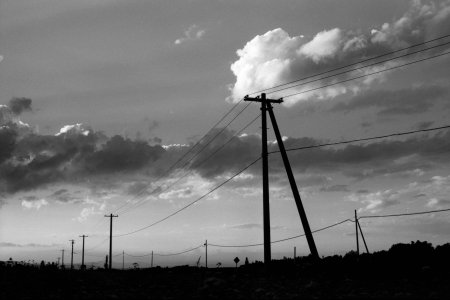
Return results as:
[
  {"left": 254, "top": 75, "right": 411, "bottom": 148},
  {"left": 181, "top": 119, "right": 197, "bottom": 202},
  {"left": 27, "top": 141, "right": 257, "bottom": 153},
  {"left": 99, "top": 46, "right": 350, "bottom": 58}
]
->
[{"left": 266, "top": 102, "right": 320, "bottom": 260}]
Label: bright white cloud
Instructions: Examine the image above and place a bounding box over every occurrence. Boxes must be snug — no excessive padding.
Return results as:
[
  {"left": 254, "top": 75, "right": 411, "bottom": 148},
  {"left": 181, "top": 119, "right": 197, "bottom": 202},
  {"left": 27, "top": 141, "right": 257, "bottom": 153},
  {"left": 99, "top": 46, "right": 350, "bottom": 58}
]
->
[
  {"left": 228, "top": 0, "right": 450, "bottom": 105},
  {"left": 174, "top": 24, "right": 206, "bottom": 45},
  {"left": 21, "top": 199, "right": 48, "bottom": 210},
  {"left": 56, "top": 123, "right": 91, "bottom": 136},
  {"left": 299, "top": 28, "right": 342, "bottom": 63}
]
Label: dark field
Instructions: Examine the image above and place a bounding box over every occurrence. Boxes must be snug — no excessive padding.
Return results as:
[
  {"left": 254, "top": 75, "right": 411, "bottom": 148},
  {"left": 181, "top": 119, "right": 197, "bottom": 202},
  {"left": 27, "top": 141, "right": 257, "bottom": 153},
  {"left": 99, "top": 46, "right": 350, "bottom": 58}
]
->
[{"left": 2, "top": 241, "right": 450, "bottom": 299}]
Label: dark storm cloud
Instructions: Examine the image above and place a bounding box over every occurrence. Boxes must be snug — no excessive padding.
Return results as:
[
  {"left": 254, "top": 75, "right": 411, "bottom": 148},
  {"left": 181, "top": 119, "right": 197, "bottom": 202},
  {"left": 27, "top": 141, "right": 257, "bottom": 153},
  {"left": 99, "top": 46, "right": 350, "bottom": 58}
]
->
[
  {"left": 185, "top": 127, "right": 450, "bottom": 180},
  {"left": 8, "top": 97, "right": 32, "bottom": 115},
  {"left": 331, "top": 85, "right": 448, "bottom": 115},
  {"left": 0, "top": 127, "right": 17, "bottom": 164},
  {"left": 0, "top": 124, "right": 165, "bottom": 193}
]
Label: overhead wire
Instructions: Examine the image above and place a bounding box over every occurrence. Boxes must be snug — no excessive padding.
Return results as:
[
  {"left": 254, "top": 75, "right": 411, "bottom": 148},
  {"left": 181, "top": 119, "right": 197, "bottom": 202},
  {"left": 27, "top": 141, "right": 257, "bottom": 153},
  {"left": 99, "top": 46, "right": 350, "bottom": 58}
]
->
[
  {"left": 81, "top": 33, "right": 450, "bottom": 250},
  {"left": 125, "top": 245, "right": 203, "bottom": 258},
  {"left": 114, "top": 122, "right": 450, "bottom": 237},
  {"left": 268, "top": 124, "right": 450, "bottom": 155},
  {"left": 247, "top": 33, "right": 450, "bottom": 96},
  {"left": 265, "top": 40, "right": 450, "bottom": 96},
  {"left": 111, "top": 99, "right": 245, "bottom": 215},
  {"left": 209, "top": 219, "right": 353, "bottom": 248},
  {"left": 119, "top": 112, "right": 261, "bottom": 216},
  {"left": 282, "top": 51, "right": 450, "bottom": 99},
  {"left": 114, "top": 157, "right": 262, "bottom": 237},
  {"left": 117, "top": 102, "right": 254, "bottom": 215},
  {"left": 358, "top": 208, "right": 450, "bottom": 219}
]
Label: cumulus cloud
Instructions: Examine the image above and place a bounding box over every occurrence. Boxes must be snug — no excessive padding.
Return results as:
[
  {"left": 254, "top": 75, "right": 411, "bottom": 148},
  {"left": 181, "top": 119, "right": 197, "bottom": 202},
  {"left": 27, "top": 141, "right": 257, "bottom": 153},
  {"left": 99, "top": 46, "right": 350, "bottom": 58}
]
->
[
  {"left": 21, "top": 198, "right": 48, "bottom": 210},
  {"left": 174, "top": 24, "right": 206, "bottom": 45},
  {"left": 228, "top": 0, "right": 450, "bottom": 105},
  {"left": 0, "top": 101, "right": 165, "bottom": 195}
]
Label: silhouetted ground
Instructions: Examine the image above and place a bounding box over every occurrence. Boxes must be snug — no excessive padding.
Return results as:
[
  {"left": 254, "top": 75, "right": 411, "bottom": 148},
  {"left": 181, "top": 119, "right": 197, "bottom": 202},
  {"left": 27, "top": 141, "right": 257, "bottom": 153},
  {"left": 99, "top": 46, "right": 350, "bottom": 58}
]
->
[{"left": 1, "top": 241, "right": 450, "bottom": 299}]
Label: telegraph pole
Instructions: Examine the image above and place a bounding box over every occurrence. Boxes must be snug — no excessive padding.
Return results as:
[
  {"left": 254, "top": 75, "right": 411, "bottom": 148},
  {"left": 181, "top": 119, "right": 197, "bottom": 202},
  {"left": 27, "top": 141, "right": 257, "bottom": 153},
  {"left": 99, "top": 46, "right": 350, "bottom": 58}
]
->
[
  {"left": 244, "top": 93, "right": 278, "bottom": 264},
  {"left": 69, "top": 240, "right": 75, "bottom": 270},
  {"left": 204, "top": 240, "right": 208, "bottom": 269},
  {"left": 151, "top": 251, "right": 153, "bottom": 268},
  {"left": 355, "top": 210, "right": 360, "bottom": 255},
  {"left": 244, "top": 93, "right": 319, "bottom": 261},
  {"left": 105, "top": 214, "right": 118, "bottom": 270},
  {"left": 122, "top": 251, "right": 125, "bottom": 270},
  {"left": 79, "top": 235, "right": 88, "bottom": 270},
  {"left": 61, "top": 249, "right": 65, "bottom": 269}
]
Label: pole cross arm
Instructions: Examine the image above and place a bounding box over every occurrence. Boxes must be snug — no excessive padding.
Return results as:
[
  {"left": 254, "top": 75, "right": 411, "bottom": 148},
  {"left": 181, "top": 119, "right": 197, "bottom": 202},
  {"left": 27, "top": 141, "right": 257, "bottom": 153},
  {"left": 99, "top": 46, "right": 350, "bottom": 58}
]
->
[{"left": 244, "top": 94, "right": 283, "bottom": 103}]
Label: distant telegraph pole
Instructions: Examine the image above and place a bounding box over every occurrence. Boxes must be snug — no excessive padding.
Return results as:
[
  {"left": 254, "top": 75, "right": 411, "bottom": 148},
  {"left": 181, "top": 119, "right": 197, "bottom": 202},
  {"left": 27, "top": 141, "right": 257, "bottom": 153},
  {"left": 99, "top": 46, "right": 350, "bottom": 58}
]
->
[
  {"left": 204, "top": 240, "right": 208, "bottom": 269},
  {"left": 151, "top": 251, "right": 153, "bottom": 268},
  {"left": 105, "top": 214, "right": 118, "bottom": 270},
  {"left": 61, "top": 249, "right": 65, "bottom": 269},
  {"left": 69, "top": 240, "right": 75, "bottom": 270},
  {"left": 244, "top": 93, "right": 319, "bottom": 262},
  {"left": 79, "top": 235, "right": 88, "bottom": 270}
]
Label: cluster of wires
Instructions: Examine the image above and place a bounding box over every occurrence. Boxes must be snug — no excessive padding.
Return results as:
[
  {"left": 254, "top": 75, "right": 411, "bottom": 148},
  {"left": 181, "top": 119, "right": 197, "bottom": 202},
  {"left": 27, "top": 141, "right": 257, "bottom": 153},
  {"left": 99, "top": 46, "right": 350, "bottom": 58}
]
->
[{"left": 70, "top": 33, "right": 450, "bottom": 254}]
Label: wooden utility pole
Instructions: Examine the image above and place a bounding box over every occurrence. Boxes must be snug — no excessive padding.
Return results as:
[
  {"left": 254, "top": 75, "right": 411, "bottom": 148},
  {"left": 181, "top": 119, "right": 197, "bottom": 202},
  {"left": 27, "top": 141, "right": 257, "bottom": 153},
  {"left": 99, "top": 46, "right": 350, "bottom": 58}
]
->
[
  {"left": 244, "top": 93, "right": 319, "bottom": 262},
  {"left": 355, "top": 210, "right": 360, "bottom": 255},
  {"left": 294, "top": 246, "right": 296, "bottom": 260},
  {"left": 122, "top": 251, "right": 125, "bottom": 270},
  {"left": 61, "top": 249, "right": 65, "bottom": 269},
  {"left": 204, "top": 240, "right": 208, "bottom": 269},
  {"left": 244, "top": 93, "right": 281, "bottom": 264},
  {"left": 105, "top": 214, "right": 118, "bottom": 270},
  {"left": 69, "top": 240, "right": 75, "bottom": 270},
  {"left": 79, "top": 235, "right": 88, "bottom": 270},
  {"left": 151, "top": 251, "right": 153, "bottom": 268}
]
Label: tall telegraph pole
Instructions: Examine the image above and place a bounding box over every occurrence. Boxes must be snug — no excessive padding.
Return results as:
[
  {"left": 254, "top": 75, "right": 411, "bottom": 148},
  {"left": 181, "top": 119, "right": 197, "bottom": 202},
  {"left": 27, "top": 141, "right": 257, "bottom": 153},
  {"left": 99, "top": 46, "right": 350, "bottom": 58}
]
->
[
  {"left": 61, "top": 249, "right": 65, "bottom": 269},
  {"left": 69, "top": 240, "right": 75, "bottom": 270},
  {"left": 244, "top": 93, "right": 319, "bottom": 262},
  {"left": 105, "top": 214, "right": 118, "bottom": 270},
  {"left": 79, "top": 235, "right": 88, "bottom": 270}
]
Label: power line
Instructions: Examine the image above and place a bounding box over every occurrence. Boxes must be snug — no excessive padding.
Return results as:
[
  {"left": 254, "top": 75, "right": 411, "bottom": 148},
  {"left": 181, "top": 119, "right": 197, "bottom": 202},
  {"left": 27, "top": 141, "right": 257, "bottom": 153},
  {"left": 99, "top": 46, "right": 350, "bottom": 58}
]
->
[
  {"left": 359, "top": 208, "right": 450, "bottom": 219},
  {"left": 247, "top": 33, "right": 450, "bottom": 96},
  {"left": 208, "top": 219, "right": 353, "bottom": 248},
  {"left": 116, "top": 124, "right": 450, "bottom": 237},
  {"left": 266, "top": 40, "right": 450, "bottom": 95},
  {"left": 208, "top": 207, "right": 450, "bottom": 248},
  {"left": 118, "top": 102, "right": 254, "bottom": 216},
  {"left": 119, "top": 113, "right": 261, "bottom": 216},
  {"left": 114, "top": 157, "right": 261, "bottom": 237},
  {"left": 125, "top": 245, "right": 203, "bottom": 258},
  {"left": 111, "top": 99, "right": 245, "bottom": 215},
  {"left": 268, "top": 124, "right": 450, "bottom": 155},
  {"left": 282, "top": 51, "right": 450, "bottom": 99}
]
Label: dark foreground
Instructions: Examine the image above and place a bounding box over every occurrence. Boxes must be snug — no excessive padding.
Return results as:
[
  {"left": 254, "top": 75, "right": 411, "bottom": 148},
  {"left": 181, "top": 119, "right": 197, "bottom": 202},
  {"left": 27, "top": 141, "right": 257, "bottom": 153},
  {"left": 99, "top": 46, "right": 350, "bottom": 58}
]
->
[{"left": 2, "top": 241, "right": 450, "bottom": 299}]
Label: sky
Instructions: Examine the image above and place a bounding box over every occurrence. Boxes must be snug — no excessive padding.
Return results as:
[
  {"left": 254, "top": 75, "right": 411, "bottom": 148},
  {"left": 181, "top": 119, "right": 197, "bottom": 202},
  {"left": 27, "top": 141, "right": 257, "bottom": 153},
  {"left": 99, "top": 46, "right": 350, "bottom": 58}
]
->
[{"left": 1, "top": 0, "right": 450, "bottom": 268}]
